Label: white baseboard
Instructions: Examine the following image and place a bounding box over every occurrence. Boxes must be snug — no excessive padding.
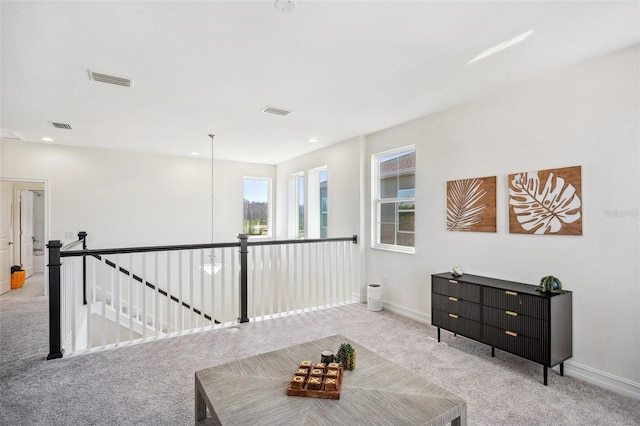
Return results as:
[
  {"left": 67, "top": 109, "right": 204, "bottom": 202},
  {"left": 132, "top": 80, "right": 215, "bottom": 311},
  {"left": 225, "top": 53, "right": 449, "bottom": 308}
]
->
[
  {"left": 381, "top": 300, "right": 640, "bottom": 400},
  {"left": 564, "top": 361, "right": 640, "bottom": 400},
  {"left": 380, "top": 300, "right": 431, "bottom": 325}
]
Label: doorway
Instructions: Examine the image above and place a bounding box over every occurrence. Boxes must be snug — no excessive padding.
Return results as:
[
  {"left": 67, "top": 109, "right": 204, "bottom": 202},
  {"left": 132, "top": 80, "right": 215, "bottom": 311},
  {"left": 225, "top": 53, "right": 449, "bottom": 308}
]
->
[{"left": 0, "top": 179, "right": 48, "bottom": 297}]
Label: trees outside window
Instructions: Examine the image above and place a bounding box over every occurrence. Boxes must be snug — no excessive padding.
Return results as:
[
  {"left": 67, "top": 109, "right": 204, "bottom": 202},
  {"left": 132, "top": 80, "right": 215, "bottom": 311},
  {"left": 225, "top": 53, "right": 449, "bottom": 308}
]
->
[{"left": 243, "top": 177, "right": 271, "bottom": 237}]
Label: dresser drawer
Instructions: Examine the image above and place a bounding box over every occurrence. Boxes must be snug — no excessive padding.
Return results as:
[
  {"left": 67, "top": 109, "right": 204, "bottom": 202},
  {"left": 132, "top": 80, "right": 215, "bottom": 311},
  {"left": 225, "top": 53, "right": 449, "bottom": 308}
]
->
[
  {"left": 432, "top": 277, "right": 480, "bottom": 303},
  {"left": 483, "top": 287, "right": 548, "bottom": 320},
  {"left": 483, "top": 325, "right": 548, "bottom": 365},
  {"left": 483, "top": 306, "right": 547, "bottom": 341},
  {"left": 432, "top": 293, "right": 480, "bottom": 322},
  {"left": 432, "top": 309, "right": 481, "bottom": 341}
]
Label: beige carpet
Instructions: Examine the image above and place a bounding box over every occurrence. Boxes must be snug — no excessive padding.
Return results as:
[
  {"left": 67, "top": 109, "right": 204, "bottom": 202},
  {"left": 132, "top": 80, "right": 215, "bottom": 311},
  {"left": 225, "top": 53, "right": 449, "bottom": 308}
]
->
[{"left": 1, "top": 296, "right": 638, "bottom": 425}]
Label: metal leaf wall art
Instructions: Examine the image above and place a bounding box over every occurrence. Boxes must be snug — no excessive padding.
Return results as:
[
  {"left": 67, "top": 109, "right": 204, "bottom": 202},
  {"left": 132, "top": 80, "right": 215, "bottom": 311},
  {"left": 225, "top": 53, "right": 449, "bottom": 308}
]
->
[
  {"left": 447, "top": 176, "right": 496, "bottom": 232},
  {"left": 508, "top": 166, "right": 582, "bottom": 235}
]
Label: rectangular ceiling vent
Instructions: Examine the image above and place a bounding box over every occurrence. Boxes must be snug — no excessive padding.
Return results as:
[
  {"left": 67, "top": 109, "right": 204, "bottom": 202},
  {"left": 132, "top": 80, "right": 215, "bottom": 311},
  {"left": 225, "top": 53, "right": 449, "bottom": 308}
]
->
[
  {"left": 48, "top": 121, "right": 73, "bottom": 130},
  {"left": 88, "top": 70, "right": 133, "bottom": 88},
  {"left": 262, "top": 106, "right": 292, "bottom": 116}
]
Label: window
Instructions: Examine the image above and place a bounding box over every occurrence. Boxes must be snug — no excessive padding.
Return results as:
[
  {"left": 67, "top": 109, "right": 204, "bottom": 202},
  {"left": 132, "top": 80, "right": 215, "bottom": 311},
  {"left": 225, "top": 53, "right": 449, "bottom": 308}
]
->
[
  {"left": 373, "top": 147, "right": 415, "bottom": 252},
  {"left": 288, "top": 172, "right": 305, "bottom": 238},
  {"left": 319, "top": 170, "right": 328, "bottom": 239},
  {"left": 243, "top": 177, "right": 271, "bottom": 237},
  {"left": 307, "top": 166, "right": 328, "bottom": 239}
]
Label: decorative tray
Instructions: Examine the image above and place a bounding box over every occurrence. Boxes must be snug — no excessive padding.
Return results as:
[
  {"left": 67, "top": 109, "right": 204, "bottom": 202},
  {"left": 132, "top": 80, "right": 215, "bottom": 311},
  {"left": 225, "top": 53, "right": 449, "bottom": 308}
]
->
[{"left": 286, "top": 361, "right": 344, "bottom": 400}]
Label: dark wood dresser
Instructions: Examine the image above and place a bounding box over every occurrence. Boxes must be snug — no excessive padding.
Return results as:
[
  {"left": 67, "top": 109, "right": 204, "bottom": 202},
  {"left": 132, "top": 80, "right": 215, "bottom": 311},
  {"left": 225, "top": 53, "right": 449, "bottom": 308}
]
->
[{"left": 431, "top": 272, "right": 572, "bottom": 385}]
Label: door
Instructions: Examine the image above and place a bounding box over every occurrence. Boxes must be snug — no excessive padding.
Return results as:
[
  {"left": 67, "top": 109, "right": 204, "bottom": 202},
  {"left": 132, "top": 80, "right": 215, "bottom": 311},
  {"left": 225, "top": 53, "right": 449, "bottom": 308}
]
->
[
  {"left": 20, "top": 190, "right": 34, "bottom": 278},
  {"left": 0, "top": 182, "right": 13, "bottom": 294}
]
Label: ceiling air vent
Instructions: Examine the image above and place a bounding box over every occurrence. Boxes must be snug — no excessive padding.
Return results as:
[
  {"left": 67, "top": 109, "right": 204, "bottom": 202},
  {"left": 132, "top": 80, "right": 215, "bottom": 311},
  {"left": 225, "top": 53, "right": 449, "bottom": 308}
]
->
[
  {"left": 48, "top": 121, "right": 73, "bottom": 130},
  {"left": 262, "top": 106, "right": 292, "bottom": 116},
  {"left": 88, "top": 70, "right": 133, "bottom": 88}
]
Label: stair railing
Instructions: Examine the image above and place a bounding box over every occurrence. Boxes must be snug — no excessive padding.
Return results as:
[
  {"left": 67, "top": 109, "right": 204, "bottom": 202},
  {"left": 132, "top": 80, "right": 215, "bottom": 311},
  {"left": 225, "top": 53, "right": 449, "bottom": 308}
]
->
[{"left": 47, "top": 234, "right": 358, "bottom": 359}]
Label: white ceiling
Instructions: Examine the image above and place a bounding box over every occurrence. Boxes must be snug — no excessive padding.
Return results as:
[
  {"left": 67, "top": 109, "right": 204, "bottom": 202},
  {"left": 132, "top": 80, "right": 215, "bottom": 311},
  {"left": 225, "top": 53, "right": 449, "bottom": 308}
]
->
[{"left": 1, "top": 1, "right": 638, "bottom": 165}]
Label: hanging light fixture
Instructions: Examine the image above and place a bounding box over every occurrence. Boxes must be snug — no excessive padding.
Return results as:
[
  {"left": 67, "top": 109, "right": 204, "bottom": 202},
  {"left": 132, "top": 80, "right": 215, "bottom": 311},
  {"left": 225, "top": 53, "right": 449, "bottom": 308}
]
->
[{"left": 202, "top": 133, "right": 221, "bottom": 275}]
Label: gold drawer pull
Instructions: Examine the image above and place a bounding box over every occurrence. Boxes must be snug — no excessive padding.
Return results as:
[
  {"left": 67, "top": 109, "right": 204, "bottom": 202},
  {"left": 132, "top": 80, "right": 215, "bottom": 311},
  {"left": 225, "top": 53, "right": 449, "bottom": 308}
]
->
[
  {"left": 505, "top": 291, "right": 518, "bottom": 296},
  {"left": 448, "top": 279, "right": 458, "bottom": 284},
  {"left": 448, "top": 296, "right": 458, "bottom": 302},
  {"left": 505, "top": 310, "right": 518, "bottom": 317},
  {"left": 505, "top": 330, "right": 518, "bottom": 337},
  {"left": 448, "top": 313, "right": 459, "bottom": 319}
]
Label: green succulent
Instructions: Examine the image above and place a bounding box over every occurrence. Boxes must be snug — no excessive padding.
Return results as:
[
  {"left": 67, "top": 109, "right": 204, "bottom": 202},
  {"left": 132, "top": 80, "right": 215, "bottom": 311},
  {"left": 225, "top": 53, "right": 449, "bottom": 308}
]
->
[
  {"left": 535, "top": 275, "right": 565, "bottom": 293},
  {"left": 335, "top": 343, "right": 356, "bottom": 370}
]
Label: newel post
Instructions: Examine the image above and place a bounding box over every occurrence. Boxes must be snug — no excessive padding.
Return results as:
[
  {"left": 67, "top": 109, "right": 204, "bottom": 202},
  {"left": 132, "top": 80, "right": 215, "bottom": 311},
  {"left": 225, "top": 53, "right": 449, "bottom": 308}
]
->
[
  {"left": 78, "top": 231, "right": 88, "bottom": 305},
  {"left": 46, "top": 240, "right": 64, "bottom": 360},
  {"left": 238, "top": 234, "right": 249, "bottom": 323}
]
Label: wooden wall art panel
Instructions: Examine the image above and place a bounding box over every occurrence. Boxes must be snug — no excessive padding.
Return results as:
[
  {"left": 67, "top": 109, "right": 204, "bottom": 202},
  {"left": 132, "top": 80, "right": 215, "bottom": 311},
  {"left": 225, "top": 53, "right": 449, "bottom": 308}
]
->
[
  {"left": 447, "top": 176, "right": 497, "bottom": 232},
  {"left": 508, "top": 165, "right": 582, "bottom": 235}
]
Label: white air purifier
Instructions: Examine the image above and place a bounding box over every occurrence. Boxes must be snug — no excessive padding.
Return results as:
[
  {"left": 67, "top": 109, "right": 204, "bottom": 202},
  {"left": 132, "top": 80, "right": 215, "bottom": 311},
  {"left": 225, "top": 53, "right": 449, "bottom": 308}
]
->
[{"left": 367, "top": 284, "right": 382, "bottom": 311}]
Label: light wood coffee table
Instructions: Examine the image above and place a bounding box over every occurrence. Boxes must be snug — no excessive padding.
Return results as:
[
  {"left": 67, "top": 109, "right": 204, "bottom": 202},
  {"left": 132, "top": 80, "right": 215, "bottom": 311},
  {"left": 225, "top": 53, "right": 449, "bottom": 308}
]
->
[{"left": 195, "top": 335, "right": 466, "bottom": 425}]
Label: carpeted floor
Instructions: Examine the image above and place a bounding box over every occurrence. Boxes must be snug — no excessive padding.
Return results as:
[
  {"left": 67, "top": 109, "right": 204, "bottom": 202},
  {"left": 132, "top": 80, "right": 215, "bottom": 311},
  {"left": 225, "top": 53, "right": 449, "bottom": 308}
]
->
[{"left": 1, "top": 296, "right": 638, "bottom": 425}]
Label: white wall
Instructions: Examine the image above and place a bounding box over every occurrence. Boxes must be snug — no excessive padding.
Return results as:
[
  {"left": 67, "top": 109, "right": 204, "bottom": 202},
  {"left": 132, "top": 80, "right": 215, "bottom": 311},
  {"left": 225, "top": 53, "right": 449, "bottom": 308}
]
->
[
  {"left": 365, "top": 45, "right": 640, "bottom": 393},
  {"left": 275, "top": 137, "right": 361, "bottom": 240},
  {"left": 0, "top": 141, "right": 275, "bottom": 248},
  {"left": 275, "top": 137, "right": 363, "bottom": 298}
]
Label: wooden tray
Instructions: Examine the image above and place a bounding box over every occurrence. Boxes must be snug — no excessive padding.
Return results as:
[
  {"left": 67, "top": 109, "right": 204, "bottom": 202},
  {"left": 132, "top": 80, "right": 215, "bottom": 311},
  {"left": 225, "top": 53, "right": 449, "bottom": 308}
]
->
[{"left": 286, "top": 366, "right": 344, "bottom": 399}]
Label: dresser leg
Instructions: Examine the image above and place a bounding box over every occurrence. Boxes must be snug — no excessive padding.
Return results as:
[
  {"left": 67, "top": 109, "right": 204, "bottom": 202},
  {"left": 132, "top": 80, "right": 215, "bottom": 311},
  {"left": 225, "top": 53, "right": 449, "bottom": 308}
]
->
[
  {"left": 543, "top": 366, "right": 548, "bottom": 385},
  {"left": 560, "top": 362, "right": 564, "bottom": 376},
  {"left": 491, "top": 347, "right": 495, "bottom": 357},
  {"left": 437, "top": 327, "right": 441, "bottom": 342}
]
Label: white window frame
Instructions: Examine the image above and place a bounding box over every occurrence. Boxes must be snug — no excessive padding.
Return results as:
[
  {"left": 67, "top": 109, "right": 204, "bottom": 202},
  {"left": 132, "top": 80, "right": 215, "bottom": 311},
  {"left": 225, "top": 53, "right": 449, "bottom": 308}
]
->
[
  {"left": 243, "top": 176, "right": 272, "bottom": 239},
  {"left": 288, "top": 172, "right": 305, "bottom": 239},
  {"left": 371, "top": 146, "right": 415, "bottom": 254}
]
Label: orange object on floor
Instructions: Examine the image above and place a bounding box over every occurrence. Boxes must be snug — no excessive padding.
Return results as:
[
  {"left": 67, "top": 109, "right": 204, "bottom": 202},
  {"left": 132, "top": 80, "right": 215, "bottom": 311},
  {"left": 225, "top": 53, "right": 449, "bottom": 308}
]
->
[{"left": 10, "top": 270, "right": 26, "bottom": 289}]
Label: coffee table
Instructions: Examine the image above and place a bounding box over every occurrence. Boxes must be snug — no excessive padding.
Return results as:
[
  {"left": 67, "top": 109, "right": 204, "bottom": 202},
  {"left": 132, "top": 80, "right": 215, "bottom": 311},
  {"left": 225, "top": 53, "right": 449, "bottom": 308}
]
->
[{"left": 195, "top": 335, "right": 467, "bottom": 425}]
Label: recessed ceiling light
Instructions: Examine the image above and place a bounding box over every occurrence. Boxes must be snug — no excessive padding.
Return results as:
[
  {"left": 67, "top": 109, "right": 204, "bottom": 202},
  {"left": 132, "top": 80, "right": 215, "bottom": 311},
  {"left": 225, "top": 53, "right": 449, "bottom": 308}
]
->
[
  {"left": 190, "top": 152, "right": 199, "bottom": 156},
  {"left": 274, "top": 0, "right": 295, "bottom": 14},
  {"left": 468, "top": 29, "right": 534, "bottom": 64},
  {"left": 308, "top": 138, "right": 319, "bottom": 143},
  {"left": 41, "top": 137, "right": 55, "bottom": 142}
]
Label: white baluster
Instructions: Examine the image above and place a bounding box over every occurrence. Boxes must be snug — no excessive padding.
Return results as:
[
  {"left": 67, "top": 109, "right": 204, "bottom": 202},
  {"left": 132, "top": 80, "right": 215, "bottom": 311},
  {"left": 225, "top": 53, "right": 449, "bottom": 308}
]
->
[
  {"left": 128, "top": 254, "right": 133, "bottom": 343},
  {"left": 221, "top": 249, "right": 226, "bottom": 326},
  {"left": 101, "top": 256, "right": 107, "bottom": 348},
  {"left": 70, "top": 257, "right": 76, "bottom": 355},
  {"left": 115, "top": 254, "right": 121, "bottom": 346},
  {"left": 86, "top": 256, "right": 92, "bottom": 353}
]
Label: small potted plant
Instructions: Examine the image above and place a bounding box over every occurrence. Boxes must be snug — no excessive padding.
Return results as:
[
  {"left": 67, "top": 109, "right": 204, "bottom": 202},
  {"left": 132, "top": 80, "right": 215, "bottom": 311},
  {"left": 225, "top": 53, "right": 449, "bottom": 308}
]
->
[
  {"left": 335, "top": 343, "right": 356, "bottom": 370},
  {"left": 535, "top": 275, "right": 565, "bottom": 293}
]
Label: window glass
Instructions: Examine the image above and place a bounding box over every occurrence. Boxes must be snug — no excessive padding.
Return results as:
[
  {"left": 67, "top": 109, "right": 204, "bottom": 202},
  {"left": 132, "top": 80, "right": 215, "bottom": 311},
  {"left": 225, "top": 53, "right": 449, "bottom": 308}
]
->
[
  {"left": 319, "top": 170, "right": 328, "bottom": 239},
  {"left": 373, "top": 147, "right": 415, "bottom": 252},
  {"left": 243, "top": 178, "right": 270, "bottom": 237},
  {"left": 297, "top": 175, "right": 305, "bottom": 238}
]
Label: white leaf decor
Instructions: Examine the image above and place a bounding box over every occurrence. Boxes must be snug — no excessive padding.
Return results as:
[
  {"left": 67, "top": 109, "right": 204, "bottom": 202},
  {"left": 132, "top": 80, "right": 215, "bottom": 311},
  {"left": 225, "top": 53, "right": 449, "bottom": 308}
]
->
[
  {"left": 509, "top": 169, "right": 582, "bottom": 235},
  {"left": 447, "top": 178, "right": 488, "bottom": 231}
]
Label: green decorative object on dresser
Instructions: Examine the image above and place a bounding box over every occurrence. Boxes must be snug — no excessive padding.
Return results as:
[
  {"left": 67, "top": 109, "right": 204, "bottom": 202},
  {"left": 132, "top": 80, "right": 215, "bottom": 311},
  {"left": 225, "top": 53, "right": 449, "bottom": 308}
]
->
[{"left": 536, "top": 275, "right": 565, "bottom": 293}]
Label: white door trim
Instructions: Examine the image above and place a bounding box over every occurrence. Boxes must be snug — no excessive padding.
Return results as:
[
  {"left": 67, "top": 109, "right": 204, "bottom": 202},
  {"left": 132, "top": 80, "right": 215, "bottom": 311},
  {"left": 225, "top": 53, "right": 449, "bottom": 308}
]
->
[{"left": 0, "top": 178, "right": 49, "bottom": 296}]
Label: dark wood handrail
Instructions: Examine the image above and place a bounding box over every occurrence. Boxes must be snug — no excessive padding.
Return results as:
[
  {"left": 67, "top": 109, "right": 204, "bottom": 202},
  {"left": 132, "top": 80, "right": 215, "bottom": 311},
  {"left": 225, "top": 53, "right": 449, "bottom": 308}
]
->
[{"left": 60, "top": 235, "right": 357, "bottom": 257}]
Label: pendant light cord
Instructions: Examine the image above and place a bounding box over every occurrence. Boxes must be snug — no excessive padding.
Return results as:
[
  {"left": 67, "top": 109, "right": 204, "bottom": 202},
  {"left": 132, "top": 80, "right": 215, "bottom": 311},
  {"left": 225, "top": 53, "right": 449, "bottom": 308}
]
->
[{"left": 209, "top": 134, "right": 215, "bottom": 246}]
